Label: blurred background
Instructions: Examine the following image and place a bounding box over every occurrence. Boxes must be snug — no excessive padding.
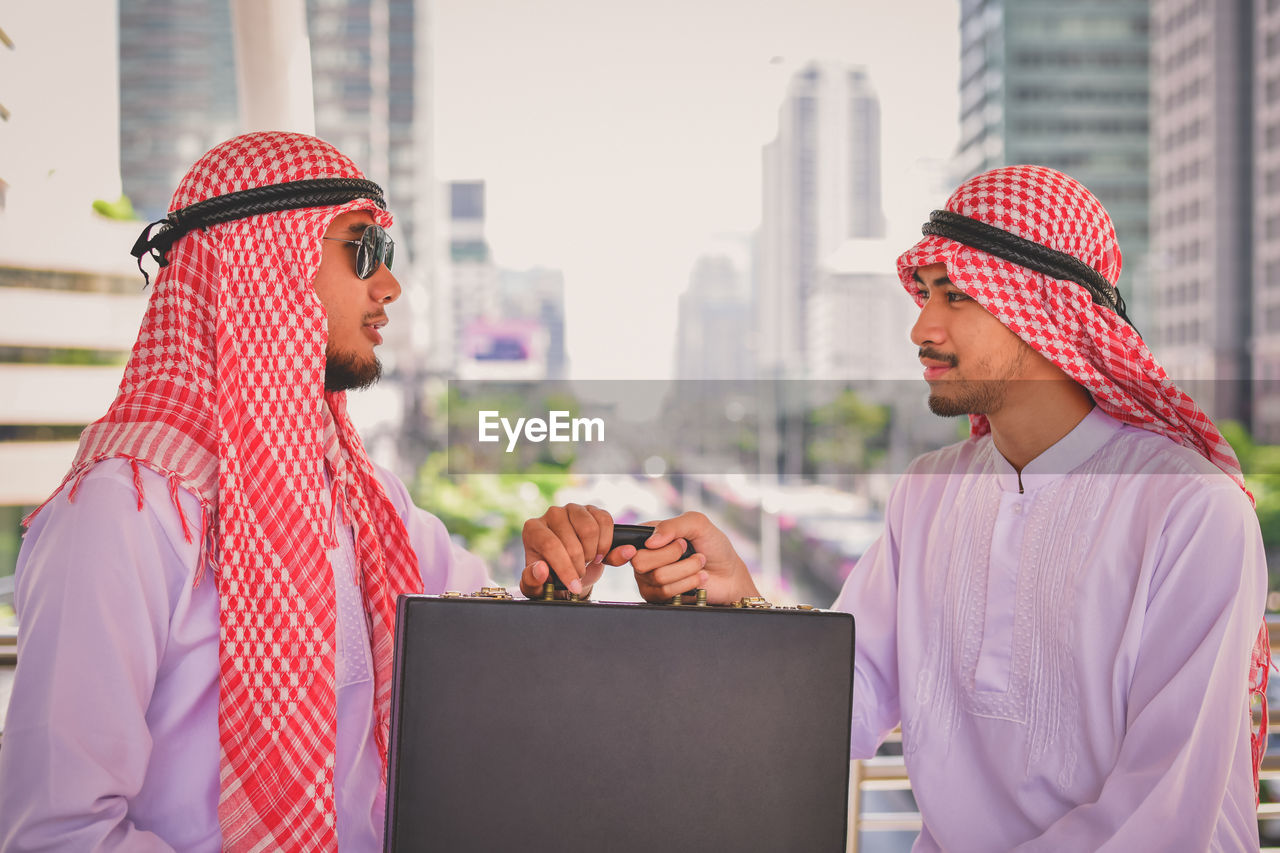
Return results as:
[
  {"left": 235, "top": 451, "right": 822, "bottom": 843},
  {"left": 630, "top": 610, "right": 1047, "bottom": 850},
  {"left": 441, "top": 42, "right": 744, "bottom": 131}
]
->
[
  {"left": 4, "top": 0, "right": 1280, "bottom": 610},
  {"left": 7, "top": 2, "right": 1280, "bottom": 847}
]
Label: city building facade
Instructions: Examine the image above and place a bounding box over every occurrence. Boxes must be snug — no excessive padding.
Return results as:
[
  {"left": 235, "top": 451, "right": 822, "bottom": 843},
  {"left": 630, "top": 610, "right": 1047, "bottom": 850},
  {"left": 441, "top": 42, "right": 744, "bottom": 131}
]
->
[
  {"left": 1149, "top": 0, "right": 1254, "bottom": 428},
  {"left": 758, "top": 62, "right": 886, "bottom": 380},
  {"left": 955, "top": 0, "right": 1153, "bottom": 328},
  {"left": 675, "top": 249, "right": 755, "bottom": 381}
]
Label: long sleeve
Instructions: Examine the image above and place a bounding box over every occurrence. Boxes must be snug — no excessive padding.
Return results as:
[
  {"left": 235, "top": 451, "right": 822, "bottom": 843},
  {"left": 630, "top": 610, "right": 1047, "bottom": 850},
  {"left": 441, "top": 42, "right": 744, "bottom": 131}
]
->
[
  {"left": 371, "top": 465, "right": 492, "bottom": 594},
  {"left": 0, "top": 471, "right": 198, "bottom": 852},
  {"left": 832, "top": 479, "right": 906, "bottom": 759},
  {"left": 1013, "top": 484, "right": 1265, "bottom": 852}
]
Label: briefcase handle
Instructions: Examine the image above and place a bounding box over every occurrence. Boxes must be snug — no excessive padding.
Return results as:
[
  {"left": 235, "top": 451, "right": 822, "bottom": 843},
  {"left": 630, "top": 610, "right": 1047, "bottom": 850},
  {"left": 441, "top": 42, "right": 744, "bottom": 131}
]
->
[{"left": 545, "top": 523, "right": 695, "bottom": 592}]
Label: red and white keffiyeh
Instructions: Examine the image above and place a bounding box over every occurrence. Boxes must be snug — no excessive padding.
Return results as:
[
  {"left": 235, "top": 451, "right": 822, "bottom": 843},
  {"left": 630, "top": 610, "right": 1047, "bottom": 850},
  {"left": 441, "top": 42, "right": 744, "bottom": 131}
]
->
[
  {"left": 28, "top": 132, "right": 423, "bottom": 850},
  {"left": 895, "top": 163, "right": 1270, "bottom": 796}
]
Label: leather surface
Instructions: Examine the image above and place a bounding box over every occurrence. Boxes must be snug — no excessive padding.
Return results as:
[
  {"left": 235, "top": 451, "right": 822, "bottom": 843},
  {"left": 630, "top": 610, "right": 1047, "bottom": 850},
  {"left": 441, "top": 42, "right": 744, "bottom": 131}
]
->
[{"left": 385, "top": 595, "right": 855, "bottom": 852}]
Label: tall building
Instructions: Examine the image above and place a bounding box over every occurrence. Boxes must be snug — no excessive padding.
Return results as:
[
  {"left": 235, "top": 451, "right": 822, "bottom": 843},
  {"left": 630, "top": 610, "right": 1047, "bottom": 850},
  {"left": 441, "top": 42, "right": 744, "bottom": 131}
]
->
[
  {"left": 446, "top": 179, "right": 496, "bottom": 367},
  {"left": 496, "top": 267, "right": 568, "bottom": 380},
  {"left": 1149, "top": 0, "right": 1254, "bottom": 428},
  {"left": 806, "top": 239, "right": 918, "bottom": 381},
  {"left": 758, "top": 63, "right": 886, "bottom": 380},
  {"left": 675, "top": 248, "right": 755, "bottom": 381},
  {"left": 444, "top": 181, "right": 568, "bottom": 381},
  {"left": 120, "top": 0, "right": 434, "bottom": 259},
  {"left": 118, "top": 0, "right": 240, "bottom": 221},
  {"left": 955, "top": 0, "right": 1152, "bottom": 327},
  {"left": 1253, "top": 0, "right": 1280, "bottom": 438},
  {"left": 307, "top": 0, "right": 434, "bottom": 273}
]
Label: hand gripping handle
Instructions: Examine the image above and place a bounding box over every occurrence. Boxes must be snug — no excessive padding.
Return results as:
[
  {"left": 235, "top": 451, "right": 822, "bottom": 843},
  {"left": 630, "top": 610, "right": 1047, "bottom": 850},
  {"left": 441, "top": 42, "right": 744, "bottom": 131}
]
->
[{"left": 545, "top": 524, "right": 696, "bottom": 590}]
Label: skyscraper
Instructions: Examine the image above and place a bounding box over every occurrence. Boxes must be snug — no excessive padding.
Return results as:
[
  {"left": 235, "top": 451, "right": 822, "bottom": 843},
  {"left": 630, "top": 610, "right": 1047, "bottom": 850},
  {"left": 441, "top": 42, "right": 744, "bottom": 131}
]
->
[
  {"left": 955, "top": 0, "right": 1152, "bottom": 327},
  {"left": 806, "top": 238, "right": 918, "bottom": 381},
  {"left": 120, "top": 0, "right": 434, "bottom": 262},
  {"left": 118, "top": 0, "right": 239, "bottom": 220},
  {"left": 675, "top": 248, "right": 755, "bottom": 381},
  {"left": 446, "top": 179, "right": 495, "bottom": 366},
  {"left": 1252, "top": 0, "right": 1280, "bottom": 438},
  {"left": 445, "top": 180, "right": 568, "bottom": 381},
  {"left": 1148, "top": 0, "right": 1253, "bottom": 429},
  {"left": 307, "top": 0, "right": 433, "bottom": 272},
  {"left": 758, "top": 62, "right": 886, "bottom": 380}
]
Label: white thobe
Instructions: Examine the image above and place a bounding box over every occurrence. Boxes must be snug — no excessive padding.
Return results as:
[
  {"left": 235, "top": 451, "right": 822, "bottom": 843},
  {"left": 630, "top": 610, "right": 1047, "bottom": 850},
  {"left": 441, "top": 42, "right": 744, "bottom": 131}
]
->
[
  {"left": 834, "top": 407, "right": 1267, "bottom": 851},
  {"left": 0, "top": 458, "right": 491, "bottom": 852}
]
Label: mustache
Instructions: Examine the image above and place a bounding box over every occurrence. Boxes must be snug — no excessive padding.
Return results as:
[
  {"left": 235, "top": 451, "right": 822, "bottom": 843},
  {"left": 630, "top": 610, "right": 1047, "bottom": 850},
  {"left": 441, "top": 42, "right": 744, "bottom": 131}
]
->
[{"left": 918, "top": 347, "right": 958, "bottom": 367}]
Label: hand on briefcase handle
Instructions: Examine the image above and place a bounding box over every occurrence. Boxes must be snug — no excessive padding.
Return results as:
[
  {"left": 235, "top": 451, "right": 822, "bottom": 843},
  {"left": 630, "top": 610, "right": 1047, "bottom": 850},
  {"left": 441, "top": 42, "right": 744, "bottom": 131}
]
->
[
  {"left": 540, "top": 524, "right": 696, "bottom": 597},
  {"left": 519, "top": 500, "right": 697, "bottom": 600},
  {"left": 520, "top": 505, "right": 762, "bottom": 605}
]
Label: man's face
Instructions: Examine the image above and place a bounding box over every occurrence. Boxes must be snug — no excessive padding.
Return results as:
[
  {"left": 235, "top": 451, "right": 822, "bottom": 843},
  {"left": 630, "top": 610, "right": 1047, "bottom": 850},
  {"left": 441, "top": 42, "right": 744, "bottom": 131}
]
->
[
  {"left": 909, "top": 262, "right": 1050, "bottom": 418},
  {"left": 313, "top": 210, "right": 401, "bottom": 392}
]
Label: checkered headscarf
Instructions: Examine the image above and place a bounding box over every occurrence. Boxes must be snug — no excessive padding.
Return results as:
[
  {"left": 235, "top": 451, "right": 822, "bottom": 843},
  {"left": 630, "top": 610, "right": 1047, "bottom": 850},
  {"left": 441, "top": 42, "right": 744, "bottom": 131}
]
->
[
  {"left": 30, "top": 132, "right": 423, "bottom": 850},
  {"left": 896, "top": 163, "right": 1268, "bottom": 797}
]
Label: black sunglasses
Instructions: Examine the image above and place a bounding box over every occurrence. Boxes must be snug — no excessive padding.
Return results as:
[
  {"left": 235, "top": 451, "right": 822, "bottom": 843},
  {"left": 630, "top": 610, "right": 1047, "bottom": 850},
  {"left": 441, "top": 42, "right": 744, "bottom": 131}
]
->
[{"left": 323, "top": 224, "right": 395, "bottom": 279}]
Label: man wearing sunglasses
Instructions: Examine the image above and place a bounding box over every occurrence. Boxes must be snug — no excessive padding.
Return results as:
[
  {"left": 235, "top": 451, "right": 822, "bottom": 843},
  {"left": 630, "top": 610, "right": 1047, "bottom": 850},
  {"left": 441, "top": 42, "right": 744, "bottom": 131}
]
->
[
  {"left": 0, "top": 132, "right": 612, "bottom": 852},
  {"left": 317, "top": 214, "right": 397, "bottom": 393}
]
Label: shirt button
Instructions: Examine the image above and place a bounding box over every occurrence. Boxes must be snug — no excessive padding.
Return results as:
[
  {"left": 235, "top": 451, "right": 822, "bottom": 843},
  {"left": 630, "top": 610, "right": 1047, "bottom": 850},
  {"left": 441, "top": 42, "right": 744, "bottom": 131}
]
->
[{"left": 1012, "top": 503, "right": 1023, "bottom": 515}]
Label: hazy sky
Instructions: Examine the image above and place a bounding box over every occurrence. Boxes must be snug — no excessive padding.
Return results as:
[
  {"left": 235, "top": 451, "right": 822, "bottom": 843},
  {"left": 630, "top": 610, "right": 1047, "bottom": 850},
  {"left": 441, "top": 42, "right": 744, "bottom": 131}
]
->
[{"left": 432, "top": 0, "right": 961, "bottom": 378}]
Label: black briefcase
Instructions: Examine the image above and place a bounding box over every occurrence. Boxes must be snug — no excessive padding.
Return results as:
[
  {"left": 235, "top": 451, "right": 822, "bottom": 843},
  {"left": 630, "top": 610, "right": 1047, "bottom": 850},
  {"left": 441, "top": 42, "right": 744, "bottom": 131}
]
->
[{"left": 384, "top": 591, "right": 856, "bottom": 852}]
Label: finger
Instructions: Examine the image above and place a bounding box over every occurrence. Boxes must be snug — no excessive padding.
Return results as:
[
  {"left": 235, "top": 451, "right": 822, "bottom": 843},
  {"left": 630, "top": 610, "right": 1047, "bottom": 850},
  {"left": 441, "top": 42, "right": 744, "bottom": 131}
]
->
[
  {"left": 566, "top": 502, "right": 602, "bottom": 564},
  {"left": 548, "top": 505, "right": 592, "bottom": 579},
  {"left": 642, "top": 553, "right": 707, "bottom": 590},
  {"left": 634, "top": 554, "right": 707, "bottom": 601},
  {"left": 580, "top": 560, "right": 606, "bottom": 590},
  {"left": 585, "top": 505, "right": 614, "bottom": 566},
  {"left": 641, "top": 512, "right": 709, "bottom": 549},
  {"left": 604, "top": 544, "right": 636, "bottom": 566},
  {"left": 524, "top": 517, "right": 585, "bottom": 592},
  {"left": 640, "top": 518, "right": 678, "bottom": 549},
  {"left": 630, "top": 538, "right": 690, "bottom": 575},
  {"left": 527, "top": 559, "right": 549, "bottom": 584},
  {"left": 518, "top": 559, "right": 550, "bottom": 597}
]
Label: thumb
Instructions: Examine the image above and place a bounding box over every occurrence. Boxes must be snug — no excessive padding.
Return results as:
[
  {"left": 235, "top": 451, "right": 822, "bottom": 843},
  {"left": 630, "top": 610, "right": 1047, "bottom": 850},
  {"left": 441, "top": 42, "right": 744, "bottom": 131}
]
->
[
  {"left": 642, "top": 514, "right": 707, "bottom": 549},
  {"left": 524, "top": 559, "right": 549, "bottom": 584},
  {"left": 640, "top": 519, "right": 679, "bottom": 549}
]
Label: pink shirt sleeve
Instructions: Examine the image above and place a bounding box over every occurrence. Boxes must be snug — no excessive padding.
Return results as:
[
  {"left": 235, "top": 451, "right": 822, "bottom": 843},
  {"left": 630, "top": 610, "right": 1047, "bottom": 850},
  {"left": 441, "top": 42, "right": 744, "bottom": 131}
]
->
[
  {"left": 0, "top": 467, "right": 199, "bottom": 852},
  {"left": 372, "top": 463, "right": 493, "bottom": 594},
  {"left": 833, "top": 473, "right": 906, "bottom": 758}
]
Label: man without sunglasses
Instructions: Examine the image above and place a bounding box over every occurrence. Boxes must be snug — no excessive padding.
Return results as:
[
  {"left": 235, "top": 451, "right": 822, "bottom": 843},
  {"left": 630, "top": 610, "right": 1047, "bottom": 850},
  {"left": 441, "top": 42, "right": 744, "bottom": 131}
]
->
[{"left": 625, "top": 165, "right": 1269, "bottom": 851}]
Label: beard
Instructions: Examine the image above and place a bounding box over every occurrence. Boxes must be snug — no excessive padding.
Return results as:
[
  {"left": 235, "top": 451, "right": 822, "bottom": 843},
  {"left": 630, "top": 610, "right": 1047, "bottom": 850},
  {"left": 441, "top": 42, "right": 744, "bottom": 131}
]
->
[
  {"left": 928, "top": 381, "right": 1010, "bottom": 417},
  {"left": 324, "top": 346, "right": 382, "bottom": 392},
  {"left": 922, "top": 345, "right": 1031, "bottom": 417}
]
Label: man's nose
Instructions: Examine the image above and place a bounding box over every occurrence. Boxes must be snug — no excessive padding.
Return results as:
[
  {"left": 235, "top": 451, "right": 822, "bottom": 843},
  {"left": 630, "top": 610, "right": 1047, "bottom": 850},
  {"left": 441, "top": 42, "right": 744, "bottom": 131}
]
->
[
  {"left": 910, "top": 299, "right": 945, "bottom": 348},
  {"left": 371, "top": 267, "right": 401, "bottom": 305}
]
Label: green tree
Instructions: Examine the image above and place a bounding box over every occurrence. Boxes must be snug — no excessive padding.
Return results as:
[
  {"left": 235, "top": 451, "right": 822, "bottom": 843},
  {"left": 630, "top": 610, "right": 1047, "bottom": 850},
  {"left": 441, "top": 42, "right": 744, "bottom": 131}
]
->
[
  {"left": 91, "top": 194, "right": 137, "bottom": 221},
  {"left": 1219, "top": 421, "right": 1280, "bottom": 565},
  {"left": 806, "top": 388, "right": 891, "bottom": 477}
]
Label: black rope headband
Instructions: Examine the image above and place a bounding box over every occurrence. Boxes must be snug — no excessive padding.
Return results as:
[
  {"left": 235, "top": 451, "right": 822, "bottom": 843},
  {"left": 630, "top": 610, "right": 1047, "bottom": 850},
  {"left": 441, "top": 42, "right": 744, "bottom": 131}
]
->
[
  {"left": 921, "top": 209, "right": 1134, "bottom": 328},
  {"left": 129, "top": 177, "right": 387, "bottom": 285}
]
